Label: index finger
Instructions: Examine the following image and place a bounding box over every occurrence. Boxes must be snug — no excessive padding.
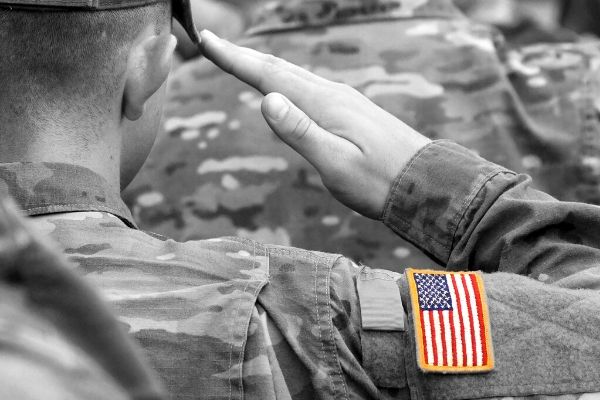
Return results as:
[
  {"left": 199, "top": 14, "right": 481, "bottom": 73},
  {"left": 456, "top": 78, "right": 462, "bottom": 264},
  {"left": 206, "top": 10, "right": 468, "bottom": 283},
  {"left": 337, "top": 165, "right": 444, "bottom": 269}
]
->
[{"left": 199, "top": 30, "right": 326, "bottom": 98}]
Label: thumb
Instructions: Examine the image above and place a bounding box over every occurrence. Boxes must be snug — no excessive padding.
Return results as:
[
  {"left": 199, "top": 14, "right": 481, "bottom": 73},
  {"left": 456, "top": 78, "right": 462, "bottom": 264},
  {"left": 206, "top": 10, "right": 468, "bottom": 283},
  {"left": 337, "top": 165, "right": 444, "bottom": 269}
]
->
[{"left": 261, "top": 92, "right": 352, "bottom": 169}]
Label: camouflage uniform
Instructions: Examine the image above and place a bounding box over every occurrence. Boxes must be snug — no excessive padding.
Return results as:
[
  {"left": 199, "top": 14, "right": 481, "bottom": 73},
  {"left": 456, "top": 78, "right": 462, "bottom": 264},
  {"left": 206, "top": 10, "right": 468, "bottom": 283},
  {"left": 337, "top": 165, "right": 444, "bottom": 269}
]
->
[
  {"left": 4, "top": 139, "right": 600, "bottom": 399},
  {"left": 124, "top": 0, "right": 600, "bottom": 273},
  {"left": 506, "top": 41, "right": 600, "bottom": 203},
  {"left": 0, "top": 190, "right": 165, "bottom": 400}
]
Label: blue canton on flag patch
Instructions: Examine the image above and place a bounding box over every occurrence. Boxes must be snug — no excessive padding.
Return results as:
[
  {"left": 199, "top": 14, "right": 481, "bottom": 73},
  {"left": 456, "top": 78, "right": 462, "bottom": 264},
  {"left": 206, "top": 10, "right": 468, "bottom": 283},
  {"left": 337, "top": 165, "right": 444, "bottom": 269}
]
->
[{"left": 414, "top": 273, "right": 453, "bottom": 311}]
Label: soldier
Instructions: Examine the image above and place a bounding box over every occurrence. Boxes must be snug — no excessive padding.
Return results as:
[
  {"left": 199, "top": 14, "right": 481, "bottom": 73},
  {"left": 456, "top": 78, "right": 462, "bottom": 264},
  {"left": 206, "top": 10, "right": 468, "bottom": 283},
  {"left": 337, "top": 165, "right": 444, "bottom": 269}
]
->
[
  {"left": 125, "top": 0, "right": 517, "bottom": 271},
  {"left": 457, "top": 0, "right": 576, "bottom": 45},
  {"left": 1, "top": 1, "right": 600, "bottom": 400},
  {"left": 125, "top": 0, "right": 600, "bottom": 274},
  {"left": 0, "top": 194, "right": 165, "bottom": 399}
]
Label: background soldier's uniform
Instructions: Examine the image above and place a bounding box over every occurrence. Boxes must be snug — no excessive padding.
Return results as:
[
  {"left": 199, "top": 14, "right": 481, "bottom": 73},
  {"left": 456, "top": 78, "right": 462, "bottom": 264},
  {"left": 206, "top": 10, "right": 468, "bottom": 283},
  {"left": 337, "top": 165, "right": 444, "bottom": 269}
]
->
[
  {"left": 5, "top": 140, "right": 600, "bottom": 399},
  {"left": 124, "top": 0, "right": 600, "bottom": 273},
  {"left": 0, "top": 190, "right": 165, "bottom": 400}
]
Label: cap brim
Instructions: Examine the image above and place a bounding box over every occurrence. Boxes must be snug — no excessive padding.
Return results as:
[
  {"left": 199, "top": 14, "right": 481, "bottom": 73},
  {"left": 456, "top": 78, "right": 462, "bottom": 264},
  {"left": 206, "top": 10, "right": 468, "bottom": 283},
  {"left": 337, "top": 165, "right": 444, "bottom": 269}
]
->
[{"left": 0, "top": 0, "right": 200, "bottom": 46}]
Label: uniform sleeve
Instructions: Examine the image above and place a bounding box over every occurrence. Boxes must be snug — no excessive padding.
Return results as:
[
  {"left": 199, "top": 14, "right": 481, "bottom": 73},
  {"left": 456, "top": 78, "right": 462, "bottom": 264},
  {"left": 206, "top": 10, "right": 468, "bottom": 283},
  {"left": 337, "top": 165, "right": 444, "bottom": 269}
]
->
[
  {"left": 382, "top": 139, "right": 600, "bottom": 288},
  {"left": 348, "top": 140, "right": 600, "bottom": 398},
  {"left": 330, "top": 256, "right": 600, "bottom": 400}
]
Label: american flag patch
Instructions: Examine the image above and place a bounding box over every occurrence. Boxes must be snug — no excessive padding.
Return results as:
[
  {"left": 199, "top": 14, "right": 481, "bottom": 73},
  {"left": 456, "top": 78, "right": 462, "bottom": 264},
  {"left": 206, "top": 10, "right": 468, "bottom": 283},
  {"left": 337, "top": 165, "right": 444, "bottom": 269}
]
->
[{"left": 406, "top": 269, "right": 494, "bottom": 373}]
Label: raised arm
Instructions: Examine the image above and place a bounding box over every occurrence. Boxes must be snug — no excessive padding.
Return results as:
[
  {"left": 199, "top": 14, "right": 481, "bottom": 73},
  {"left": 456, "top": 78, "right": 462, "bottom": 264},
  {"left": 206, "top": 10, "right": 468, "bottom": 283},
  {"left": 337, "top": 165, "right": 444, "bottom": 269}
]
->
[
  {"left": 200, "top": 31, "right": 600, "bottom": 398},
  {"left": 200, "top": 29, "right": 600, "bottom": 287}
]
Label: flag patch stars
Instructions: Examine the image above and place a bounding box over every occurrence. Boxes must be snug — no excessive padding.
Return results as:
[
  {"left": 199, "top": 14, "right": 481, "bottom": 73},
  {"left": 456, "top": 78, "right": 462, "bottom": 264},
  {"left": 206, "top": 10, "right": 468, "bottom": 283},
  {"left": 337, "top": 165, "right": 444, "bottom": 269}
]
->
[{"left": 406, "top": 269, "right": 494, "bottom": 373}]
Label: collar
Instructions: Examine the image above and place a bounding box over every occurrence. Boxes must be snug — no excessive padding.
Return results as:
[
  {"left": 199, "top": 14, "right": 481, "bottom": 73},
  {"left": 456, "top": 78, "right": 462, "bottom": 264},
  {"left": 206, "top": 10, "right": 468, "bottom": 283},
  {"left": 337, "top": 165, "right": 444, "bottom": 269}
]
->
[
  {"left": 247, "top": 0, "right": 464, "bottom": 35},
  {"left": 0, "top": 162, "right": 138, "bottom": 228}
]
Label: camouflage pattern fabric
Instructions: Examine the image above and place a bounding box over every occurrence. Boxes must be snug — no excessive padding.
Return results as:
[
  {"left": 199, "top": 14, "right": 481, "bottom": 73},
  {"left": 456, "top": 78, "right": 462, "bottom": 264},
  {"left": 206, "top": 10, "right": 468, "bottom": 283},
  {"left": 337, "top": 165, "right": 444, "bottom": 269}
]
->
[
  {"left": 455, "top": 0, "right": 577, "bottom": 46},
  {"left": 0, "top": 191, "right": 164, "bottom": 400},
  {"left": 124, "top": 0, "right": 600, "bottom": 273},
  {"left": 506, "top": 41, "right": 600, "bottom": 203},
  {"left": 5, "top": 150, "right": 600, "bottom": 399}
]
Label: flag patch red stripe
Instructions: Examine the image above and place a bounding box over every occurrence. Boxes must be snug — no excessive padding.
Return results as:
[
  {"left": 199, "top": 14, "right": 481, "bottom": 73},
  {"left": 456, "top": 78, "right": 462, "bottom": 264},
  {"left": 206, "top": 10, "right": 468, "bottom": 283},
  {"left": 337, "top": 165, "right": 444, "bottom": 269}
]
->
[{"left": 471, "top": 273, "right": 488, "bottom": 366}]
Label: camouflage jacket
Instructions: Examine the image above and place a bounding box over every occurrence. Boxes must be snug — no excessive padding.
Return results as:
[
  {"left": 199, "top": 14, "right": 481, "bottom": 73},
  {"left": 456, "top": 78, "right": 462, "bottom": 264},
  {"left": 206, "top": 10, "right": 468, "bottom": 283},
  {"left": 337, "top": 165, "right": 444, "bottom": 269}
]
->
[
  {"left": 124, "top": 0, "right": 600, "bottom": 273},
  {"left": 4, "top": 140, "right": 600, "bottom": 399},
  {"left": 0, "top": 189, "right": 165, "bottom": 399}
]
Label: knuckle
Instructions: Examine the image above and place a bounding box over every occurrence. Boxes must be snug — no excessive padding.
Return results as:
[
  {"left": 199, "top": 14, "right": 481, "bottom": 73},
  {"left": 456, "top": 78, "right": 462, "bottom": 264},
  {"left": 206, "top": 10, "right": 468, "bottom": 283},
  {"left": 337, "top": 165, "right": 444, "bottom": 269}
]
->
[
  {"left": 264, "top": 53, "right": 280, "bottom": 65},
  {"left": 263, "top": 60, "right": 283, "bottom": 78},
  {"left": 330, "top": 89, "right": 350, "bottom": 104},
  {"left": 291, "top": 116, "right": 313, "bottom": 141},
  {"left": 339, "top": 83, "right": 358, "bottom": 96},
  {"left": 325, "top": 82, "right": 355, "bottom": 101},
  {"left": 267, "top": 54, "right": 285, "bottom": 67},
  {"left": 331, "top": 81, "right": 351, "bottom": 92},
  {"left": 263, "top": 54, "right": 285, "bottom": 72},
  {"left": 258, "top": 56, "right": 287, "bottom": 87}
]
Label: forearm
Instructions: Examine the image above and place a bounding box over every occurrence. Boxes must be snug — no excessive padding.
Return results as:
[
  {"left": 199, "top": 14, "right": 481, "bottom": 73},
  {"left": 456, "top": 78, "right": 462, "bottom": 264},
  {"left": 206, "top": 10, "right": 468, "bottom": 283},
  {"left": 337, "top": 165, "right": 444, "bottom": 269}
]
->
[{"left": 382, "top": 140, "right": 600, "bottom": 288}]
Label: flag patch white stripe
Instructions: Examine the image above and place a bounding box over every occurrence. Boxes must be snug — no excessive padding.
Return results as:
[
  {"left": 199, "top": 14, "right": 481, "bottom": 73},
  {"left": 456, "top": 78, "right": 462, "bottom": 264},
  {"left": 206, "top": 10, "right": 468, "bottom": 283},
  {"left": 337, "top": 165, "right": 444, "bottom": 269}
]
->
[
  {"left": 442, "top": 310, "right": 452, "bottom": 367},
  {"left": 423, "top": 311, "right": 434, "bottom": 366},
  {"left": 465, "top": 275, "right": 482, "bottom": 366},
  {"left": 433, "top": 311, "right": 443, "bottom": 366}
]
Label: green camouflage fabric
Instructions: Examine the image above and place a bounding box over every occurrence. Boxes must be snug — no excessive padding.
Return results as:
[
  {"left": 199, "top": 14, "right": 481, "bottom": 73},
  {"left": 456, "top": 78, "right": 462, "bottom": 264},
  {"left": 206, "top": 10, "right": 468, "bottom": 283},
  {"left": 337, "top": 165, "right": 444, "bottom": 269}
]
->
[
  {"left": 0, "top": 191, "right": 165, "bottom": 400},
  {"left": 123, "top": 0, "right": 600, "bottom": 273},
  {"left": 4, "top": 142, "right": 600, "bottom": 399}
]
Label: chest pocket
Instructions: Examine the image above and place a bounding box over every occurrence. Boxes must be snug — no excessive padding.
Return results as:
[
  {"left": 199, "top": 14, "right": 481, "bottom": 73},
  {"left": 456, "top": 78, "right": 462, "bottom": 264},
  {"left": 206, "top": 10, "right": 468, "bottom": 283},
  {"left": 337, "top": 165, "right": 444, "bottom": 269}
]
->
[
  {"left": 357, "top": 267, "right": 408, "bottom": 390},
  {"left": 108, "top": 241, "right": 270, "bottom": 400}
]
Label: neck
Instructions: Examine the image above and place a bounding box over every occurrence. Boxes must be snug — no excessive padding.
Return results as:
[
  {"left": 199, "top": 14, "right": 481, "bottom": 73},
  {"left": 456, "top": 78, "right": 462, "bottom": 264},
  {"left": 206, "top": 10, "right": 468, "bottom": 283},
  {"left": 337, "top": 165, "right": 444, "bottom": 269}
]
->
[{"left": 0, "top": 113, "right": 122, "bottom": 191}]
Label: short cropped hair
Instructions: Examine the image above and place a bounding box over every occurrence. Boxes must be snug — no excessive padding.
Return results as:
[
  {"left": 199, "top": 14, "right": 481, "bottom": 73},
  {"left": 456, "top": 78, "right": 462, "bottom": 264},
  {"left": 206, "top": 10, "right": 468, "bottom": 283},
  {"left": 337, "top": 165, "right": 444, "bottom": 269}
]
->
[{"left": 0, "top": 3, "right": 170, "bottom": 130}]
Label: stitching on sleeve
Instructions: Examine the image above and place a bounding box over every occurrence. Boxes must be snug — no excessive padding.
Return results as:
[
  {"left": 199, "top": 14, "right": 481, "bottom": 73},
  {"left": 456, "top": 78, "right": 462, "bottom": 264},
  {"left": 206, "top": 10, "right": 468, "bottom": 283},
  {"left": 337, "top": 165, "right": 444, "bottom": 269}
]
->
[
  {"left": 449, "top": 170, "right": 517, "bottom": 252},
  {"left": 384, "top": 141, "right": 517, "bottom": 263},
  {"left": 325, "top": 258, "right": 349, "bottom": 399}
]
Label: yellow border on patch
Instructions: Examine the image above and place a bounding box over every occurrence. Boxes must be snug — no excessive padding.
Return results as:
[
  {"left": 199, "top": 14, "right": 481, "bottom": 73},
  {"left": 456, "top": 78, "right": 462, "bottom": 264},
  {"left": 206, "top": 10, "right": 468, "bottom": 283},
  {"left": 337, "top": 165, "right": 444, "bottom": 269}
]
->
[{"left": 406, "top": 268, "right": 495, "bottom": 374}]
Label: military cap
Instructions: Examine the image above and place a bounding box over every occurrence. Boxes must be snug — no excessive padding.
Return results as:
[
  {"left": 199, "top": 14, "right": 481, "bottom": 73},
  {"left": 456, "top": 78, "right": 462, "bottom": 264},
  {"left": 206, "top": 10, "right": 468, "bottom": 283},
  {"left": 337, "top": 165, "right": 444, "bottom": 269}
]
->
[{"left": 0, "top": 0, "right": 200, "bottom": 45}]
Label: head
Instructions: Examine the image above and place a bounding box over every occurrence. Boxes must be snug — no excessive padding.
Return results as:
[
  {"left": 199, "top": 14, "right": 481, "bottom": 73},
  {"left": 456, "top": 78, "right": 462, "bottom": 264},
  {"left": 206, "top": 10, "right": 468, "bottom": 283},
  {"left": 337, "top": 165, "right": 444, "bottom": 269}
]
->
[{"left": 0, "top": 1, "right": 178, "bottom": 188}]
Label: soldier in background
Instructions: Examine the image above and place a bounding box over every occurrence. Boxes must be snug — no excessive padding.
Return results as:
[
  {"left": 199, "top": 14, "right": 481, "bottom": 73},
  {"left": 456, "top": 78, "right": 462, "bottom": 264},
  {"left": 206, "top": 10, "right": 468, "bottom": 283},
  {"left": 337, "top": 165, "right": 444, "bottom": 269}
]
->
[
  {"left": 457, "top": 0, "right": 576, "bottom": 45},
  {"left": 125, "top": 0, "right": 600, "bottom": 271}
]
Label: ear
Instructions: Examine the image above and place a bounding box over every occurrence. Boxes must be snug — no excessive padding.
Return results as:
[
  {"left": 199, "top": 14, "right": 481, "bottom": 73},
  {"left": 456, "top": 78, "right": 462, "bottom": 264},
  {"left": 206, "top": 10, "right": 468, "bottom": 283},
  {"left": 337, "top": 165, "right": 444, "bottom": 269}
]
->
[{"left": 123, "top": 33, "right": 177, "bottom": 121}]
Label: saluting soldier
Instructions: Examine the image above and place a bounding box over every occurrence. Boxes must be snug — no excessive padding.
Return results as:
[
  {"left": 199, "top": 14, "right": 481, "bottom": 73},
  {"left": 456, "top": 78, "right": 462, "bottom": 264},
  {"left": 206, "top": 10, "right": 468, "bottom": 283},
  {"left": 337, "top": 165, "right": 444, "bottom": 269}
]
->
[
  {"left": 0, "top": 0, "right": 599, "bottom": 399},
  {"left": 125, "top": 0, "right": 600, "bottom": 274}
]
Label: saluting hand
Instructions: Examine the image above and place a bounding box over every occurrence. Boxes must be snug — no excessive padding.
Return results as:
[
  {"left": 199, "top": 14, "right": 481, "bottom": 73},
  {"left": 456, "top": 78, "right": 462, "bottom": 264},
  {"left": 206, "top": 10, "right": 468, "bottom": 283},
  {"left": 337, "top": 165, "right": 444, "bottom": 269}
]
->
[{"left": 200, "top": 30, "right": 430, "bottom": 220}]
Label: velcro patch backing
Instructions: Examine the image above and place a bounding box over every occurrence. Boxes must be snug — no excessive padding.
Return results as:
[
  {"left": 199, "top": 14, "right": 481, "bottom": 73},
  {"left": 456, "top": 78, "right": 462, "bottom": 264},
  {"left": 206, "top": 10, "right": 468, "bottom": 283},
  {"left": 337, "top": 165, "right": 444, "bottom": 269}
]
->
[
  {"left": 406, "top": 269, "right": 494, "bottom": 374},
  {"left": 357, "top": 267, "right": 405, "bottom": 331}
]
